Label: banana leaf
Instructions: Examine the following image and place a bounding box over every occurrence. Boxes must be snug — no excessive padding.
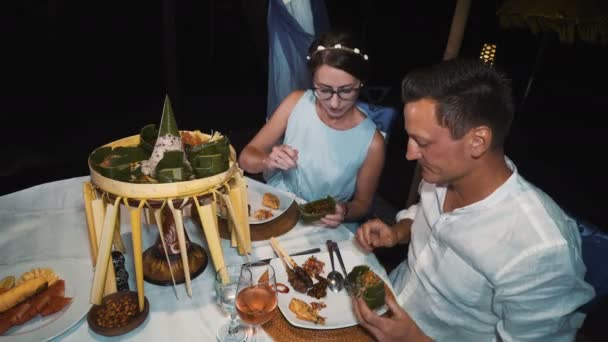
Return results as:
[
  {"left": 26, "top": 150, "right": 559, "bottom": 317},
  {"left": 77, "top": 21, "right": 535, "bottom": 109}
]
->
[
  {"left": 155, "top": 150, "right": 192, "bottom": 183},
  {"left": 186, "top": 136, "right": 230, "bottom": 160},
  {"left": 347, "top": 265, "right": 386, "bottom": 310},
  {"left": 298, "top": 196, "right": 336, "bottom": 222},
  {"left": 191, "top": 153, "right": 228, "bottom": 178},
  {"left": 139, "top": 124, "right": 158, "bottom": 153},
  {"left": 90, "top": 146, "right": 150, "bottom": 182},
  {"left": 159, "top": 95, "right": 180, "bottom": 137},
  {"left": 185, "top": 136, "right": 230, "bottom": 177}
]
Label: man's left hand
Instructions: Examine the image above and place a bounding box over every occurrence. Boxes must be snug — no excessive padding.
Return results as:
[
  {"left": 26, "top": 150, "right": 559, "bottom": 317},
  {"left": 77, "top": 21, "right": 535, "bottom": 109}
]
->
[{"left": 352, "top": 292, "right": 432, "bottom": 342}]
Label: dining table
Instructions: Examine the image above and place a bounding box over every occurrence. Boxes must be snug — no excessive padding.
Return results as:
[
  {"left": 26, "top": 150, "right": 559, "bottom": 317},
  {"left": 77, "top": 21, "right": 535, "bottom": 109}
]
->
[{"left": 0, "top": 175, "right": 388, "bottom": 341}]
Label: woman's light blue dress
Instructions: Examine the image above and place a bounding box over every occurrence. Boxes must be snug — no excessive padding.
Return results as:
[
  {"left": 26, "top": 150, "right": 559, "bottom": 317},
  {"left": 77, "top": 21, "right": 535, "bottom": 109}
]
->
[{"left": 265, "top": 90, "right": 376, "bottom": 231}]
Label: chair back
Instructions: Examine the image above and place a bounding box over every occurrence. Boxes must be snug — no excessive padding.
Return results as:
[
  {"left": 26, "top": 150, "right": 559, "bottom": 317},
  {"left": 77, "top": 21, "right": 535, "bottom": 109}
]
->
[
  {"left": 577, "top": 217, "right": 608, "bottom": 313},
  {"left": 356, "top": 101, "right": 397, "bottom": 142}
]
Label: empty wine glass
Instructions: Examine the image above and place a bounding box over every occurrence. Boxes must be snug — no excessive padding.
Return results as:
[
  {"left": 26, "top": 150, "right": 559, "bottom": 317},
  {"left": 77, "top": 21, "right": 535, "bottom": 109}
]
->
[
  {"left": 215, "top": 264, "right": 251, "bottom": 342},
  {"left": 235, "top": 262, "right": 278, "bottom": 339}
]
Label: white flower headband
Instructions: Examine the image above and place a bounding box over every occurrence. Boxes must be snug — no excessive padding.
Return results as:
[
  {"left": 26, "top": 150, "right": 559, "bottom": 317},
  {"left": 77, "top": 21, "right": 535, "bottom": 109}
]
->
[{"left": 306, "top": 44, "right": 369, "bottom": 61}]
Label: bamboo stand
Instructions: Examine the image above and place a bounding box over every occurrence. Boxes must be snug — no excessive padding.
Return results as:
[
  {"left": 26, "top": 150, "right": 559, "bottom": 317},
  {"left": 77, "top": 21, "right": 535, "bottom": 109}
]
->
[{"left": 83, "top": 133, "right": 251, "bottom": 310}]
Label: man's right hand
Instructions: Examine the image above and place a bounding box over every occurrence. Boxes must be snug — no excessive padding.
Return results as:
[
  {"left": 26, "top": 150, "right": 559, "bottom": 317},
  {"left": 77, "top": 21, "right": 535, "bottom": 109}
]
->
[{"left": 355, "top": 218, "right": 400, "bottom": 252}]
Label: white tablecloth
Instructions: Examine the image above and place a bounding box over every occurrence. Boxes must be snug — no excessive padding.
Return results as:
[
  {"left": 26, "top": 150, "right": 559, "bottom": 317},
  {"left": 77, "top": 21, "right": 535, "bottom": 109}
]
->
[{"left": 0, "top": 176, "right": 384, "bottom": 341}]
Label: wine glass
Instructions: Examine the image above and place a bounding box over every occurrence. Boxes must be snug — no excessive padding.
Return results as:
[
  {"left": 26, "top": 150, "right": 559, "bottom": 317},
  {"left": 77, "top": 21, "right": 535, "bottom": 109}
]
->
[
  {"left": 235, "top": 262, "right": 278, "bottom": 339},
  {"left": 215, "top": 264, "right": 251, "bottom": 342}
]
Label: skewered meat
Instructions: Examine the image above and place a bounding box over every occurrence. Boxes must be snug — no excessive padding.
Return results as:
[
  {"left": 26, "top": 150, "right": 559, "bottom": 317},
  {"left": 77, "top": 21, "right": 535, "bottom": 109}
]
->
[
  {"left": 286, "top": 267, "right": 311, "bottom": 294},
  {"left": 269, "top": 237, "right": 313, "bottom": 294}
]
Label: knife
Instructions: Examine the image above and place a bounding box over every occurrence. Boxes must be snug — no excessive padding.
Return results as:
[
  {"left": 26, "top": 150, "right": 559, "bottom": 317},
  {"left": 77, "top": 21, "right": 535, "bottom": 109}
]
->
[{"left": 246, "top": 247, "right": 321, "bottom": 265}]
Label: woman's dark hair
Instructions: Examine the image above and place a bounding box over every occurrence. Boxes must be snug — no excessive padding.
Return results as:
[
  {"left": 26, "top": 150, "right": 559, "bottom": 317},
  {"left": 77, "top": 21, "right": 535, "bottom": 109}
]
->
[
  {"left": 307, "top": 29, "right": 370, "bottom": 83},
  {"left": 401, "top": 58, "right": 514, "bottom": 149}
]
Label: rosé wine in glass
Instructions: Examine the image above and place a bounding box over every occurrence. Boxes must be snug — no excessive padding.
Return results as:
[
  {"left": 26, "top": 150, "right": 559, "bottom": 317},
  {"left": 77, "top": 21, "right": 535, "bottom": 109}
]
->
[
  {"left": 236, "top": 262, "right": 278, "bottom": 338},
  {"left": 236, "top": 284, "right": 278, "bottom": 325}
]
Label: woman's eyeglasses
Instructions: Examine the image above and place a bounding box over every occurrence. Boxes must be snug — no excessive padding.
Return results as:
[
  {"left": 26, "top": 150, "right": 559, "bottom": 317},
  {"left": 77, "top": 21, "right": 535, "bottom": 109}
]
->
[{"left": 312, "top": 84, "right": 363, "bottom": 101}]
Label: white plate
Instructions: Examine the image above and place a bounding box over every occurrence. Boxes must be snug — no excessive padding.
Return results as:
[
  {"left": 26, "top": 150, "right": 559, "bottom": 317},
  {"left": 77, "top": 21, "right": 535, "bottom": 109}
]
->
[
  {"left": 269, "top": 250, "right": 393, "bottom": 329},
  {"left": 0, "top": 259, "right": 93, "bottom": 341},
  {"left": 245, "top": 178, "right": 295, "bottom": 224}
]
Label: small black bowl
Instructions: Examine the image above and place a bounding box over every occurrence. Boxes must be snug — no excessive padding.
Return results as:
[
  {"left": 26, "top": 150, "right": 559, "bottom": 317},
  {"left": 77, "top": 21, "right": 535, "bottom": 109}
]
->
[{"left": 87, "top": 291, "right": 149, "bottom": 337}]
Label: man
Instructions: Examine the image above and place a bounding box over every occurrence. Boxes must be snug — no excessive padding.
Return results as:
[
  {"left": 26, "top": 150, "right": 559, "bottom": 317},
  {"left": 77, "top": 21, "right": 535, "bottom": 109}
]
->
[{"left": 353, "top": 59, "right": 594, "bottom": 341}]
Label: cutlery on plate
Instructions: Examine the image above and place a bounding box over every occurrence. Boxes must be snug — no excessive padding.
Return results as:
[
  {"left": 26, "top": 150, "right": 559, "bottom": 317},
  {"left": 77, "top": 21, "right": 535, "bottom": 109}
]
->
[
  {"left": 331, "top": 241, "right": 353, "bottom": 295},
  {"left": 252, "top": 247, "right": 321, "bottom": 265},
  {"left": 325, "top": 240, "right": 344, "bottom": 293}
]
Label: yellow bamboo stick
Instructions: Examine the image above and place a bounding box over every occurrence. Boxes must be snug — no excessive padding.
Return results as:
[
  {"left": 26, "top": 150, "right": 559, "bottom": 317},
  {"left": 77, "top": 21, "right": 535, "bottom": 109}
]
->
[
  {"left": 125, "top": 198, "right": 146, "bottom": 311},
  {"left": 168, "top": 200, "right": 192, "bottom": 298},
  {"left": 82, "top": 182, "right": 98, "bottom": 266},
  {"left": 91, "top": 198, "right": 117, "bottom": 297},
  {"left": 112, "top": 209, "right": 126, "bottom": 253},
  {"left": 90, "top": 196, "right": 121, "bottom": 305},
  {"left": 234, "top": 174, "right": 251, "bottom": 253},
  {"left": 154, "top": 207, "right": 180, "bottom": 299},
  {"left": 194, "top": 197, "right": 227, "bottom": 283},
  {"left": 221, "top": 194, "right": 250, "bottom": 261},
  {"left": 228, "top": 184, "right": 250, "bottom": 254}
]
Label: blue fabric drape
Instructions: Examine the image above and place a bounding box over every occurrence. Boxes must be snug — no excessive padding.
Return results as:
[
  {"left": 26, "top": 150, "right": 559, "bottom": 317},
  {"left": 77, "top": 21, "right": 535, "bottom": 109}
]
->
[{"left": 267, "top": 0, "right": 329, "bottom": 118}]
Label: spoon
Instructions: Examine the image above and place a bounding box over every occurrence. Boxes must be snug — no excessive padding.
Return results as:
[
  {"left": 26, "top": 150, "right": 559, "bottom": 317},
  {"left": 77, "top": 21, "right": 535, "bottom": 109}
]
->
[
  {"left": 325, "top": 240, "right": 344, "bottom": 292},
  {"left": 332, "top": 241, "right": 353, "bottom": 295}
]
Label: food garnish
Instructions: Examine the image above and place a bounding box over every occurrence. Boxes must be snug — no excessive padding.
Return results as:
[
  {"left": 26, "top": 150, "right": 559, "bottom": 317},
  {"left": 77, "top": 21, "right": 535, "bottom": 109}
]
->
[
  {"left": 302, "top": 256, "right": 325, "bottom": 277},
  {"left": 0, "top": 276, "right": 15, "bottom": 292}
]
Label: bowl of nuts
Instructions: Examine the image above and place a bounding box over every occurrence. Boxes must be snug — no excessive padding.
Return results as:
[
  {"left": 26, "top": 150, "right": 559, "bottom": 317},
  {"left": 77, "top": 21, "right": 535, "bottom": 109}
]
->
[{"left": 87, "top": 290, "right": 150, "bottom": 336}]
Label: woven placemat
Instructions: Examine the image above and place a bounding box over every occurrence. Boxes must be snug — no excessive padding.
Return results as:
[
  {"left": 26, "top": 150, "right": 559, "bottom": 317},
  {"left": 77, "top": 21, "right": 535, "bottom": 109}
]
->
[
  {"left": 262, "top": 311, "right": 375, "bottom": 342},
  {"left": 218, "top": 201, "right": 300, "bottom": 241}
]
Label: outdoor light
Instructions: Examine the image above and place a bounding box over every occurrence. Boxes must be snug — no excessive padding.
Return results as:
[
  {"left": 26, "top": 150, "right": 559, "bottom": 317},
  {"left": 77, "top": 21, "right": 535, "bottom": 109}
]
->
[{"left": 479, "top": 43, "right": 497, "bottom": 67}]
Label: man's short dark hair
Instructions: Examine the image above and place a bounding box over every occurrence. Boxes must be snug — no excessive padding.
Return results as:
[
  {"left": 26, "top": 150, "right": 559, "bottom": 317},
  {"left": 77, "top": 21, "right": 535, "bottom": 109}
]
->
[{"left": 401, "top": 58, "right": 514, "bottom": 149}]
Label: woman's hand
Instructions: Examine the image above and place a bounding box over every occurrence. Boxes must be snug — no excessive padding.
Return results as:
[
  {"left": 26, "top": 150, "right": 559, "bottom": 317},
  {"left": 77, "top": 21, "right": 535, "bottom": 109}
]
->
[
  {"left": 263, "top": 144, "right": 298, "bottom": 172},
  {"left": 320, "top": 202, "right": 348, "bottom": 228}
]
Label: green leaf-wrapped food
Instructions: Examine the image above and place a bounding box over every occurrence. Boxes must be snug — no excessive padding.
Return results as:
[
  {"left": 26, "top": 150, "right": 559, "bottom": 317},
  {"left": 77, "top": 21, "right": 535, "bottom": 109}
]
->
[
  {"left": 90, "top": 146, "right": 150, "bottom": 182},
  {"left": 346, "top": 265, "right": 386, "bottom": 310},
  {"left": 139, "top": 124, "right": 159, "bottom": 153},
  {"left": 184, "top": 135, "right": 230, "bottom": 177},
  {"left": 155, "top": 150, "right": 193, "bottom": 183},
  {"left": 298, "top": 196, "right": 336, "bottom": 222}
]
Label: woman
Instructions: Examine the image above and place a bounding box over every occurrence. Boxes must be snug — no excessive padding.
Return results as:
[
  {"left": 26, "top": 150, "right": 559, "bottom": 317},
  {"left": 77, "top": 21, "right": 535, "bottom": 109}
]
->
[{"left": 238, "top": 29, "right": 385, "bottom": 230}]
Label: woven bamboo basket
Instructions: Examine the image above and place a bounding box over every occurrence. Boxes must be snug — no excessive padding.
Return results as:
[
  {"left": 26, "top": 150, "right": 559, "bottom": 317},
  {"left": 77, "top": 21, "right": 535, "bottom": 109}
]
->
[{"left": 84, "top": 132, "right": 249, "bottom": 310}]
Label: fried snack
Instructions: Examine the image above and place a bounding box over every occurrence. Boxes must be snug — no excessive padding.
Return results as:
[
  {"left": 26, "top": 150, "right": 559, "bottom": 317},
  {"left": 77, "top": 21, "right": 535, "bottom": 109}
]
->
[
  {"left": 0, "top": 277, "right": 48, "bottom": 313},
  {"left": 253, "top": 209, "right": 274, "bottom": 220},
  {"left": 288, "top": 298, "right": 326, "bottom": 325},
  {"left": 17, "top": 268, "right": 59, "bottom": 287},
  {"left": 262, "top": 193, "right": 280, "bottom": 210}
]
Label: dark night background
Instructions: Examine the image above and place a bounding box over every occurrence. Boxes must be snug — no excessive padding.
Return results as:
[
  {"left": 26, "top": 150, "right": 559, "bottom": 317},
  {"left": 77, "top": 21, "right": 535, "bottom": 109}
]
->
[{"left": 3, "top": 1, "right": 607, "bottom": 228}]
